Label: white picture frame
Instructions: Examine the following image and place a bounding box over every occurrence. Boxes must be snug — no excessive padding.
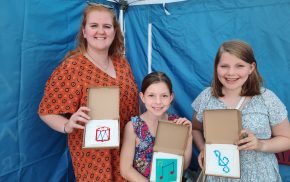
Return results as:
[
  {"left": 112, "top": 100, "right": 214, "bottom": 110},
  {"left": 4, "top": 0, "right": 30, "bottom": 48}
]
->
[
  {"left": 150, "top": 152, "right": 183, "bottom": 182},
  {"left": 205, "top": 144, "right": 240, "bottom": 178},
  {"left": 83, "top": 119, "right": 119, "bottom": 148}
]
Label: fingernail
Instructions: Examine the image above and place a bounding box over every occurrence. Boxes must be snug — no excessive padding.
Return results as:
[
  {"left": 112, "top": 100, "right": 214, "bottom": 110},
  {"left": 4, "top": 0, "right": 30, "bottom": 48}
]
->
[{"left": 242, "top": 133, "right": 248, "bottom": 139}]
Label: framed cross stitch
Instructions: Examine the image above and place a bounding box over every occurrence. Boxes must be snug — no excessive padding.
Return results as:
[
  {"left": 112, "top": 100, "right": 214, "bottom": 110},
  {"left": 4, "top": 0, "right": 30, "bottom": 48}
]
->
[
  {"left": 205, "top": 144, "right": 240, "bottom": 178},
  {"left": 150, "top": 152, "right": 183, "bottom": 182},
  {"left": 83, "top": 87, "right": 120, "bottom": 149},
  {"left": 83, "top": 119, "right": 119, "bottom": 148}
]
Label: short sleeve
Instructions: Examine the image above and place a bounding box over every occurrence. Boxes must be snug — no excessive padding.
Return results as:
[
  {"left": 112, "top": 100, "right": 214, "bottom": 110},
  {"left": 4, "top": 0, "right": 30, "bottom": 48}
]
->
[
  {"left": 261, "top": 89, "right": 288, "bottom": 126},
  {"left": 191, "top": 87, "right": 212, "bottom": 122},
  {"left": 38, "top": 58, "right": 82, "bottom": 115}
]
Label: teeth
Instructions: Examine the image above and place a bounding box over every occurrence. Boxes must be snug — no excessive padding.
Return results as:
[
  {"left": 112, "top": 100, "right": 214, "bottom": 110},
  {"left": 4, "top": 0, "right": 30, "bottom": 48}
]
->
[
  {"left": 226, "top": 78, "right": 238, "bottom": 81},
  {"left": 153, "top": 107, "right": 162, "bottom": 110},
  {"left": 95, "top": 37, "right": 105, "bottom": 40}
]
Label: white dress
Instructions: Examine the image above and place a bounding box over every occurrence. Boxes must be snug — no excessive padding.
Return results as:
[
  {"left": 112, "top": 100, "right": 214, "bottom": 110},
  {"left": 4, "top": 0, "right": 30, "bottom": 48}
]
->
[{"left": 192, "top": 87, "right": 287, "bottom": 182}]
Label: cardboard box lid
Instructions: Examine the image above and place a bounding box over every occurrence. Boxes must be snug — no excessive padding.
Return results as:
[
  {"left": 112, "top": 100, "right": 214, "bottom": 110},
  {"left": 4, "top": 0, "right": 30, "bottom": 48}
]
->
[
  {"left": 203, "top": 109, "right": 242, "bottom": 144},
  {"left": 88, "top": 86, "right": 119, "bottom": 120},
  {"left": 153, "top": 120, "right": 189, "bottom": 155}
]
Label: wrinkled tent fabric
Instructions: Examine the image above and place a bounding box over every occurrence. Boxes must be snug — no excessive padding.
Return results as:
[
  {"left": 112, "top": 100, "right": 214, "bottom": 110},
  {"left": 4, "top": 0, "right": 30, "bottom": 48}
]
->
[
  {"left": 108, "top": 0, "right": 186, "bottom": 5},
  {"left": 0, "top": 0, "right": 290, "bottom": 181}
]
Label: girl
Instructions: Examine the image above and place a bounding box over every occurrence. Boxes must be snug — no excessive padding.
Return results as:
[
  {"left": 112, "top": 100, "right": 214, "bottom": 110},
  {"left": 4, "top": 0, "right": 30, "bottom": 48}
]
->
[
  {"left": 120, "top": 71, "right": 193, "bottom": 181},
  {"left": 192, "top": 40, "right": 290, "bottom": 181}
]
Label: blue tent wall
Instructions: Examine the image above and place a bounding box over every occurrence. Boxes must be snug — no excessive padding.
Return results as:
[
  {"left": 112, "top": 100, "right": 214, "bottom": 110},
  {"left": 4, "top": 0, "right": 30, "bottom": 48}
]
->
[
  {"left": 0, "top": 0, "right": 289, "bottom": 181},
  {"left": 126, "top": 0, "right": 290, "bottom": 180},
  {"left": 126, "top": 0, "right": 290, "bottom": 119},
  {"left": 0, "top": 0, "right": 83, "bottom": 181}
]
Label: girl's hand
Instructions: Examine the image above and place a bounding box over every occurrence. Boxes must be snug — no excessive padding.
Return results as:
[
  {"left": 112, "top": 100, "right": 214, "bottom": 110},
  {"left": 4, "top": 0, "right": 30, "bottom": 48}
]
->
[
  {"left": 198, "top": 149, "right": 205, "bottom": 169},
  {"left": 65, "top": 106, "right": 91, "bottom": 133},
  {"left": 237, "top": 129, "right": 263, "bottom": 151},
  {"left": 173, "top": 117, "right": 193, "bottom": 138},
  {"left": 173, "top": 117, "right": 192, "bottom": 126}
]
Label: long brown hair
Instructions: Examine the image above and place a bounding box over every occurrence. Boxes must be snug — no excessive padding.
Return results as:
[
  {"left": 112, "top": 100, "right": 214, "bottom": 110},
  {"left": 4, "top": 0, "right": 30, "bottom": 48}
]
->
[
  {"left": 211, "top": 40, "right": 263, "bottom": 97},
  {"left": 66, "top": 4, "right": 124, "bottom": 59}
]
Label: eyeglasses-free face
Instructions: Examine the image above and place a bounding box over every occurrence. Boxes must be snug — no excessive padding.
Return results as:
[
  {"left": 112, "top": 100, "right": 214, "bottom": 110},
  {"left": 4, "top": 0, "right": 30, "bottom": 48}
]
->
[{"left": 82, "top": 5, "right": 116, "bottom": 54}]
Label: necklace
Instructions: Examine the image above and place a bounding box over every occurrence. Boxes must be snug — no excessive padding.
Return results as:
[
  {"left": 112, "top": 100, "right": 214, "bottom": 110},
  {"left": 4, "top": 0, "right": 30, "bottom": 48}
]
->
[{"left": 86, "top": 51, "right": 110, "bottom": 71}]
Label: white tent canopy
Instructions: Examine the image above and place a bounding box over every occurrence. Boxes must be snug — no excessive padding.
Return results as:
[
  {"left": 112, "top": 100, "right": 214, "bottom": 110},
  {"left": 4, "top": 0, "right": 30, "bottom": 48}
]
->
[
  {"left": 108, "top": 0, "right": 187, "bottom": 31},
  {"left": 108, "top": 0, "right": 187, "bottom": 73},
  {"left": 108, "top": 0, "right": 186, "bottom": 6}
]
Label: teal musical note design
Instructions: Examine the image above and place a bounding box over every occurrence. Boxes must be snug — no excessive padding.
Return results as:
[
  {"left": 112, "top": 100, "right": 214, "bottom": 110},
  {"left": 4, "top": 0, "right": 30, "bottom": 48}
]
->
[
  {"left": 214, "top": 150, "right": 230, "bottom": 173},
  {"left": 156, "top": 159, "right": 177, "bottom": 182}
]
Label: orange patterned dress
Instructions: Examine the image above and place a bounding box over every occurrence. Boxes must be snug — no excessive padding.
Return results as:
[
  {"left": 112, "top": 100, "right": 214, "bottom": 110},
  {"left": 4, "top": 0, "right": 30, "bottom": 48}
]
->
[{"left": 38, "top": 53, "right": 139, "bottom": 182}]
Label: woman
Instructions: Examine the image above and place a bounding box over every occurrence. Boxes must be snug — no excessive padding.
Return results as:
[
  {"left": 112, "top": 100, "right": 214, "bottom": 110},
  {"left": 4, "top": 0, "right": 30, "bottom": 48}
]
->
[
  {"left": 38, "top": 3, "right": 138, "bottom": 181},
  {"left": 192, "top": 40, "right": 290, "bottom": 181}
]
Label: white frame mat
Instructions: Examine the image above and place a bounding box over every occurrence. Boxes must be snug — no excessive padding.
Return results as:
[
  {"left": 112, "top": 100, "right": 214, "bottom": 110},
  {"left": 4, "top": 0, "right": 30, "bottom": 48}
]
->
[
  {"left": 150, "top": 152, "right": 183, "bottom": 182},
  {"left": 83, "top": 119, "right": 119, "bottom": 148},
  {"left": 205, "top": 144, "right": 240, "bottom": 178}
]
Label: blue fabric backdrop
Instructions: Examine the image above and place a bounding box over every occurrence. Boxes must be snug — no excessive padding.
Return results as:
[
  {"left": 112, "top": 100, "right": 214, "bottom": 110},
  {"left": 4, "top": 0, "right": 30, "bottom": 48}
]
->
[{"left": 1, "top": 0, "right": 289, "bottom": 181}]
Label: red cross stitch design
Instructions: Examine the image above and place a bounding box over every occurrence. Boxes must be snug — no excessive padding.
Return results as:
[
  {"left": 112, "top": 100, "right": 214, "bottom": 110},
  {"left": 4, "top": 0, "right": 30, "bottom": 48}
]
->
[{"left": 96, "top": 126, "right": 111, "bottom": 142}]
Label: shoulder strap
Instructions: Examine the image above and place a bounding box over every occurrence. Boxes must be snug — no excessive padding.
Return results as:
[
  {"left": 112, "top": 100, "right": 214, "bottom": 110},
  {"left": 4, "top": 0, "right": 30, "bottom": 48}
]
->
[{"left": 235, "top": 96, "right": 246, "bottom": 110}]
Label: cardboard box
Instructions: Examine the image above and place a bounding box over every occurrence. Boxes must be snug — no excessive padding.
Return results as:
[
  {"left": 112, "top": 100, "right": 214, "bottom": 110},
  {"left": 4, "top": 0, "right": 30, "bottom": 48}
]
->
[
  {"left": 203, "top": 109, "right": 242, "bottom": 178},
  {"left": 150, "top": 120, "right": 189, "bottom": 182},
  {"left": 82, "top": 86, "right": 120, "bottom": 149}
]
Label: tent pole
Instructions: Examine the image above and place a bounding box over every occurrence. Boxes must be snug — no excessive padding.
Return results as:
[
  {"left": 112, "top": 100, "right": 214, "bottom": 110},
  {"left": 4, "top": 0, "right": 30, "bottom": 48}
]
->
[{"left": 148, "top": 23, "right": 152, "bottom": 74}]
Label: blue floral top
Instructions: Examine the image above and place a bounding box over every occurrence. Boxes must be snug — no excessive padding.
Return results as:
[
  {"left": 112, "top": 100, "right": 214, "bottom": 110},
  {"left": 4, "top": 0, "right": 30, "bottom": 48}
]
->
[
  {"left": 131, "top": 114, "right": 178, "bottom": 178},
  {"left": 192, "top": 87, "right": 287, "bottom": 182}
]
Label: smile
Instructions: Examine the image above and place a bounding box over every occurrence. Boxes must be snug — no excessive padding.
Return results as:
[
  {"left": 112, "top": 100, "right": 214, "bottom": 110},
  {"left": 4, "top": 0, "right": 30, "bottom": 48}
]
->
[
  {"left": 152, "top": 107, "right": 163, "bottom": 110},
  {"left": 225, "top": 78, "right": 239, "bottom": 81},
  {"left": 95, "top": 37, "right": 106, "bottom": 40}
]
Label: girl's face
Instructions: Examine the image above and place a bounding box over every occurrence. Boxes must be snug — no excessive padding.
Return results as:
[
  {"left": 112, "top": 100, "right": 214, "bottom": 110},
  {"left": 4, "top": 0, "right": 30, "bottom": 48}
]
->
[
  {"left": 140, "top": 82, "right": 173, "bottom": 117},
  {"left": 217, "top": 52, "right": 255, "bottom": 93},
  {"left": 83, "top": 10, "right": 116, "bottom": 53}
]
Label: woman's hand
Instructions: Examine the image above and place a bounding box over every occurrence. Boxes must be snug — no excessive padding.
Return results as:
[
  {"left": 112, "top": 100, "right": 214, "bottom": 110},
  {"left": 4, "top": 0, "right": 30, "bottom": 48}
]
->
[
  {"left": 237, "top": 129, "right": 263, "bottom": 151},
  {"left": 65, "top": 106, "right": 91, "bottom": 133}
]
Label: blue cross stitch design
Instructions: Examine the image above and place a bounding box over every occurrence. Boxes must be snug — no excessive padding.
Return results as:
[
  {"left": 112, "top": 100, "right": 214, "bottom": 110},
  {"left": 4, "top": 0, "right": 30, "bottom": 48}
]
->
[{"left": 214, "top": 150, "right": 230, "bottom": 173}]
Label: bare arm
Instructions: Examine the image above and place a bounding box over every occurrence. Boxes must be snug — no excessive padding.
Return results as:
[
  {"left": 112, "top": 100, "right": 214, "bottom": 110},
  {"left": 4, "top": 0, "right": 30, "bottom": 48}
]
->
[
  {"left": 120, "top": 122, "right": 149, "bottom": 182},
  {"left": 192, "top": 113, "right": 205, "bottom": 151},
  {"left": 191, "top": 113, "right": 205, "bottom": 169},
  {"left": 39, "top": 106, "right": 90, "bottom": 134},
  {"left": 238, "top": 118, "right": 290, "bottom": 153},
  {"left": 40, "top": 114, "right": 69, "bottom": 133}
]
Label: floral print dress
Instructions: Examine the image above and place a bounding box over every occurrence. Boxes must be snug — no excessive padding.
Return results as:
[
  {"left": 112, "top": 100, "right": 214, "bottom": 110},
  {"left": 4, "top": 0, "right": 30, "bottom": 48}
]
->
[
  {"left": 192, "top": 87, "right": 287, "bottom": 182},
  {"left": 131, "top": 114, "right": 178, "bottom": 178}
]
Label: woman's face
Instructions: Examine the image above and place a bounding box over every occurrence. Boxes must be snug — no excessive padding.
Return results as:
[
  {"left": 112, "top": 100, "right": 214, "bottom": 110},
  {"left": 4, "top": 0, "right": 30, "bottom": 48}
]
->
[
  {"left": 140, "top": 82, "right": 173, "bottom": 117},
  {"left": 217, "top": 52, "right": 255, "bottom": 92},
  {"left": 83, "top": 10, "right": 116, "bottom": 53}
]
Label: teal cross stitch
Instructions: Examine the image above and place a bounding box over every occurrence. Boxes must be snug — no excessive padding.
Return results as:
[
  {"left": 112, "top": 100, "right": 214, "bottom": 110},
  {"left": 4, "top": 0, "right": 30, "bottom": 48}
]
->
[
  {"left": 156, "top": 159, "right": 177, "bottom": 182},
  {"left": 214, "top": 150, "right": 230, "bottom": 173}
]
